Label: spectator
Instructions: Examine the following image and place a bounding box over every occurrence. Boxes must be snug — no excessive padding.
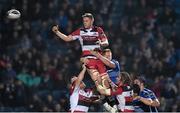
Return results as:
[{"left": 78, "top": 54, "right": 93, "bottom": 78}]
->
[
  {"left": 17, "top": 68, "right": 41, "bottom": 87},
  {"left": 162, "top": 77, "right": 178, "bottom": 99},
  {"left": 3, "top": 62, "right": 16, "bottom": 82},
  {"left": 54, "top": 103, "right": 61, "bottom": 112},
  {"left": 28, "top": 94, "right": 43, "bottom": 112},
  {"left": 45, "top": 94, "right": 57, "bottom": 111},
  {"left": 1, "top": 78, "right": 16, "bottom": 107},
  {"left": 14, "top": 80, "right": 27, "bottom": 106},
  {"left": 39, "top": 72, "right": 53, "bottom": 90}
]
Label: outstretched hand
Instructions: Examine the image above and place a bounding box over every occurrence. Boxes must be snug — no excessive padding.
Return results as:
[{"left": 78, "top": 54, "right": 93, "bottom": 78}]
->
[
  {"left": 82, "top": 63, "right": 87, "bottom": 70},
  {"left": 52, "top": 25, "right": 59, "bottom": 33}
]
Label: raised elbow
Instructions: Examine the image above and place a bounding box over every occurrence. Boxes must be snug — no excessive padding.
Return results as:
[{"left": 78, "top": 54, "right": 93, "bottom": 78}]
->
[
  {"left": 65, "top": 36, "right": 73, "bottom": 42},
  {"left": 64, "top": 38, "right": 72, "bottom": 42},
  {"left": 108, "top": 63, "right": 116, "bottom": 68},
  {"left": 65, "top": 39, "right": 71, "bottom": 42}
]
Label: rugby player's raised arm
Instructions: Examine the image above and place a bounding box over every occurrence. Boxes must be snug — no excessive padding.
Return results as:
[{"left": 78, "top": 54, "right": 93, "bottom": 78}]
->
[
  {"left": 134, "top": 96, "right": 160, "bottom": 107},
  {"left": 75, "top": 64, "right": 87, "bottom": 86},
  {"left": 52, "top": 25, "right": 74, "bottom": 42}
]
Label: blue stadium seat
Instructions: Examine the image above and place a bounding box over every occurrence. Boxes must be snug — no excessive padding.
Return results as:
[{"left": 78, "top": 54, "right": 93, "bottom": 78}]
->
[
  {"left": 52, "top": 90, "right": 62, "bottom": 100},
  {"left": 0, "top": 107, "right": 13, "bottom": 112},
  {"left": 14, "top": 107, "right": 27, "bottom": 112},
  {"left": 37, "top": 90, "right": 50, "bottom": 100}
]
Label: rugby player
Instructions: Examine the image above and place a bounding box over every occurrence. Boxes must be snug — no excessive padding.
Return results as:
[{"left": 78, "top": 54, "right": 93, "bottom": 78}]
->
[
  {"left": 69, "top": 64, "right": 100, "bottom": 113},
  {"left": 52, "top": 13, "right": 111, "bottom": 90}
]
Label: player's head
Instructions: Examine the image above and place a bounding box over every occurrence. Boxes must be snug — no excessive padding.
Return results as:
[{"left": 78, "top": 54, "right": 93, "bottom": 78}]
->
[
  {"left": 134, "top": 76, "right": 146, "bottom": 88},
  {"left": 82, "top": 13, "right": 94, "bottom": 29},
  {"left": 102, "top": 49, "right": 112, "bottom": 60},
  {"left": 71, "top": 76, "right": 86, "bottom": 89},
  {"left": 116, "top": 72, "right": 132, "bottom": 86}
]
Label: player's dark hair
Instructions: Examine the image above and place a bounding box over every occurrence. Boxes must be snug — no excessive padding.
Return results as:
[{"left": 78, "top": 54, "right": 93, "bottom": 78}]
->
[
  {"left": 137, "top": 76, "right": 146, "bottom": 84},
  {"left": 102, "top": 48, "right": 111, "bottom": 55}
]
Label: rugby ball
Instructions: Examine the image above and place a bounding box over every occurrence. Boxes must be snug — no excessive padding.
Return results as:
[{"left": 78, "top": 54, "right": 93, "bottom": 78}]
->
[{"left": 7, "top": 9, "right": 21, "bottom": 19}]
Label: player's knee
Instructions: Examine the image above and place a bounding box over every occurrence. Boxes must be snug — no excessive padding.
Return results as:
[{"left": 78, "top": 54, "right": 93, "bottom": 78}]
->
[
  {"left": 90, "top": 69, "right": 99, "bottom": 76},
  {"left": 102, "top": 78, "right": 110, "bottom": 88},
  {"left": 100, "top": 73, "right": 108, "bottom": 78}
]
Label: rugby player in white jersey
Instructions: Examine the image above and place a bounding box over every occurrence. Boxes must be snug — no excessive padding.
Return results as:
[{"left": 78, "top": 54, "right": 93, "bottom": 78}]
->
[{"left": 69, "top": 64, "right": 100, "bottom": 113}]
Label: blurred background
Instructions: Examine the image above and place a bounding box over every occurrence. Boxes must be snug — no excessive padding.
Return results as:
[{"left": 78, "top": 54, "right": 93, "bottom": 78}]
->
[{"left": 0, "top": 0, "right": 180, "bottom": 112}]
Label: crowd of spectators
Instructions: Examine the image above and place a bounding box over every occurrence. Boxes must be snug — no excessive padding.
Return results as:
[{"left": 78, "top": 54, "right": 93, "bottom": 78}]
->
[{"left": 0, "top": 0, "right": 179, "bottom": 112}]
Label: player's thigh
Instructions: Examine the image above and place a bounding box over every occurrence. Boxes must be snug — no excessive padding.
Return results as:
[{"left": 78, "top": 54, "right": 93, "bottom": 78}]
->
[
  {"left": 96, "top": 59, "right": 107, "bottom": 75},
  {"left": 87, "top": 69, "right": 101, "bottom": 81}
]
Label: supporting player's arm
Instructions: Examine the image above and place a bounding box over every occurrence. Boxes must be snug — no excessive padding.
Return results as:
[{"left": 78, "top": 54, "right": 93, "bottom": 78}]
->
[
  {"left": 151, "top": 99, "right": 160, "bottom": 107},
  {"left": 90, "top": 50, "right": 116, "bottom": 68},
  {"left": 135, "top": 96, "right": 153, "bottom": 106},
  {"left": 75, "top": 64, "right": 86, "bottom": 86},
  {"left": 134, "top": 96, "right": 160, "bottom": 107},
  {"left": 52, "top": 25, "right": 74, "bottom": 42}
]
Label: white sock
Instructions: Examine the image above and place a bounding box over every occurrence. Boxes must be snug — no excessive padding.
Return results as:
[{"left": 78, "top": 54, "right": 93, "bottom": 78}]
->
[
  {"left": 103, "top": 102, "right": 112, "bottom": 111},
  {"left": 113, "top": 105, "right": 118, "bottom": 111}
]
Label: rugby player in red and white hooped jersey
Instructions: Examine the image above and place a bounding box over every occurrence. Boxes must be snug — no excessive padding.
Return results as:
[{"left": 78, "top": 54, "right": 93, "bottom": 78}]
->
[
  {"left": 96, "top": 72, "right": 135, "bottom": 112},
  {"left": 69, "top": 64, "right": 100, "bottom": 113},
  {"left": 52, "top": 13, "right": 111, "bottom": 90}
]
